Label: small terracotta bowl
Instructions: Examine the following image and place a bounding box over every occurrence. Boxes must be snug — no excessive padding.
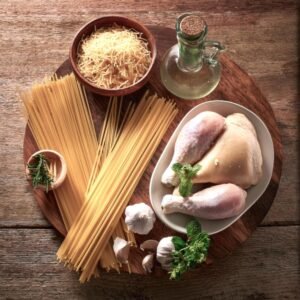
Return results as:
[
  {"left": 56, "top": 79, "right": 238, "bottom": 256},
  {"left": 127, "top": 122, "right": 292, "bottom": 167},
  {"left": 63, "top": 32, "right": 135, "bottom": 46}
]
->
[
  {"left": 70, "top": 15, "right": 157, "bottom": 96},
  {"left": 25, "top": 150, "right": 67, "bottom": 191}
]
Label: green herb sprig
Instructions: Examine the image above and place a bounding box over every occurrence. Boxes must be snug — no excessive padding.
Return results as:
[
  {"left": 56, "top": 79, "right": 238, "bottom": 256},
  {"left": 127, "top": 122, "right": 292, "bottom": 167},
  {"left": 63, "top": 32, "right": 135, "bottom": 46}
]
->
[
  {"left": 27, "top": 154, "right": 53, "bottom": 192},
  {"left": 172, "top": 163, "right": 201, "bottom": 197},
  {"left": 169, "top": 220, "right": 210, "bottom": 280}
]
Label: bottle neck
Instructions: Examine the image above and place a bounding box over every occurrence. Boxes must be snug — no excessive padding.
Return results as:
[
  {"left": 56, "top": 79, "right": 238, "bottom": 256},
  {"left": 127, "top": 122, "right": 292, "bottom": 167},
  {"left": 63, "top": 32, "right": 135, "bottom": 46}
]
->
[
  {"left": 175, "top": 13, "right": 208, "bottom": 72},
  {"left": 177, "top": 37, "right": 204, "bottom": 72}
]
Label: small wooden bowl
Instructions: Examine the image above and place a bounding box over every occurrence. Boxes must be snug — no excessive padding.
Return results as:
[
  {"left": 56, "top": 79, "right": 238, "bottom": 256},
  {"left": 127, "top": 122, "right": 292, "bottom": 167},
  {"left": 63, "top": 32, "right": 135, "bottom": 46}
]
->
[
  {"left": 70, "top": 16, "right": 157, "bottom": 96},
  {"left": 25, "top": 150, "right": 67, "bottom": 191}
]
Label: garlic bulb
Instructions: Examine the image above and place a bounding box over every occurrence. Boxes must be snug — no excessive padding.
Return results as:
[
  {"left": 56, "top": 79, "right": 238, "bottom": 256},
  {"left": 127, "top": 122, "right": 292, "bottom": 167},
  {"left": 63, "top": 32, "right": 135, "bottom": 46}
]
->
[
  {"left": 113, "top": 237, "right": 131, "bottom": 263},
  {"left": 125, "top": 203, "right": 156, "bottom": 235},
  {"left": 140, "top": 239, "right": 159, "bottom": 252},
  {"left": 156, "top": 236, "right": 175, "bottom": 271},
  {"left": 142, "top": 253, "right": 154, "bottom": 273}
]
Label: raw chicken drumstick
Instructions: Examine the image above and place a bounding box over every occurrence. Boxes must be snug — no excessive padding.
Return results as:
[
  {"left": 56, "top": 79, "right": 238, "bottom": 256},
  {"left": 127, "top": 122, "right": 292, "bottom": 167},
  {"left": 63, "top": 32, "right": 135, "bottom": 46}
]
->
[
  {"left": 161, "top": 183, "right": 247, "bottom": 220},
  {"left": 161, "top": 111, "right": 225, "bottom": 187}
]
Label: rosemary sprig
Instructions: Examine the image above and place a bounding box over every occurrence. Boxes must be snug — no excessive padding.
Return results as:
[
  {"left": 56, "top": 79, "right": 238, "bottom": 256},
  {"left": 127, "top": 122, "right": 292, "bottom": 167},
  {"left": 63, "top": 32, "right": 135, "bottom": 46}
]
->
[{"left": 27, "top": 154, "right": 53, "bottom": 192}]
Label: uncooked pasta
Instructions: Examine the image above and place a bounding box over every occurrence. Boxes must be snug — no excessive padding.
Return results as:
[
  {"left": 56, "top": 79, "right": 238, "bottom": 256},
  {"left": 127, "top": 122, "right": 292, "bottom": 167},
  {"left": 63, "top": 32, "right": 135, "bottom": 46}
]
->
[{"left": 57, "top": 91, "right": 178, "bottom": 282}]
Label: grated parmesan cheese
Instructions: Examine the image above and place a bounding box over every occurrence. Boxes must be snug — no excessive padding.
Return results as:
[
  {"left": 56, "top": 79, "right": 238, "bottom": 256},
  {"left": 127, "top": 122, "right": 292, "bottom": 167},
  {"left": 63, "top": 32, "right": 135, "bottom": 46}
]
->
[{"left": 77, "top": 25, "right": 152, "bottom": 89}]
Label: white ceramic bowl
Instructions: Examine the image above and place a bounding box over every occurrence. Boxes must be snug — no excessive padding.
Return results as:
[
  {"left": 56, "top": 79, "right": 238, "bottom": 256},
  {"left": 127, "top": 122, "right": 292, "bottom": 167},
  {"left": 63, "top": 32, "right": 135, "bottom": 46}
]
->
[{"left": 149, "top": 100, "right": 274, "bottom": 235}]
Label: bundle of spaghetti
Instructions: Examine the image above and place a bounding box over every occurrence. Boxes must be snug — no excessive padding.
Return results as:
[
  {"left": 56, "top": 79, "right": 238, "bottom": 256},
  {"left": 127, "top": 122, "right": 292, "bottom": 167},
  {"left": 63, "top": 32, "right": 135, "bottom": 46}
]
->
[
  {"left": 87, "top": 97, "right": 135, "bottom": 193},
  {"left": 21, "top": 74, "right": 98, "bottom": 229},
  {"left": 57, "top": 92, "right": 178, "bottom": 282},
  {"left": 20, "top": 74, "right": 134, "bottom": 273},
  {"left": 87, "top": 96, "right": 137, "bottom": 271}
]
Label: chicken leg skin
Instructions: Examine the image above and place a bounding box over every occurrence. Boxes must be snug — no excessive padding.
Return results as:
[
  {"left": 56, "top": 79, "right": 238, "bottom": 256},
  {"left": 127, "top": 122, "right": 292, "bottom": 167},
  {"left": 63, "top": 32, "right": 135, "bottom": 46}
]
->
[
  {"left": 193, "top": 113, "right": 263, "bottom": 189},
  {"left": 161, "top": 111, "right": 225, "bottom": 187},
  {"left": 161, "top": 183, "right": 247, "bottom": 220}
]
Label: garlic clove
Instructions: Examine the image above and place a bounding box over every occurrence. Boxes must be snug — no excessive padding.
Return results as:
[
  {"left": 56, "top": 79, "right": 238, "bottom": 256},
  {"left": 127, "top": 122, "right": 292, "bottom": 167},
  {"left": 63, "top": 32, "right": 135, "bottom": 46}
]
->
[
  {"left": 172, "top": 186, "right": 180, "bottom": 196},
  {"left": 125, "top": 203, "right": 156, "bottom": 235},
  {"left": 140, "top": 239, "right": 159, "bottom": 252},
  {"left": 142, "top": 253, "right": 154, "bottom": 273},
  {"left": 113, "top": 237, "right": 131, "bottom": 264}
]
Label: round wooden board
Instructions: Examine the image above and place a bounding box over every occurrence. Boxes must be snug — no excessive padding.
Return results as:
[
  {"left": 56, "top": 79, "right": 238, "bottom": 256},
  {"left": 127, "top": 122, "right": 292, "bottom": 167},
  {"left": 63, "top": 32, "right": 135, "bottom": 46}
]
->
[{"left": 23, "top": 25, "right": 282, "bottom": 276}]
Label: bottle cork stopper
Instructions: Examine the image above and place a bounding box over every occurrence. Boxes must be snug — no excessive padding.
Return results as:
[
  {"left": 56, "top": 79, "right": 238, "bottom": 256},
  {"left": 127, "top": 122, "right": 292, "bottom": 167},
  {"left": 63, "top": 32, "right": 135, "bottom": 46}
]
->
[{"left": 180, "top": 15, "right": 205, "bottom": 36}]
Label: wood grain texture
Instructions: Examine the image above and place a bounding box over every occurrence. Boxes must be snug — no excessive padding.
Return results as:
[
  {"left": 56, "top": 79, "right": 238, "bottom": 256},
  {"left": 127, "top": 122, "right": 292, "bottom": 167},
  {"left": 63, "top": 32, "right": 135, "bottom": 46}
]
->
[
  {"left": 0, "top": 0, "right": 299, "bottom": 298},
  {"left": 23, "top": 26, "right": 283, "bottom": 275},
  {"left": 0, "top": 227, "right": 299, "bottom": 299},
  {"left": 0, "top": 1, "right": 298, "bottom": 228}
]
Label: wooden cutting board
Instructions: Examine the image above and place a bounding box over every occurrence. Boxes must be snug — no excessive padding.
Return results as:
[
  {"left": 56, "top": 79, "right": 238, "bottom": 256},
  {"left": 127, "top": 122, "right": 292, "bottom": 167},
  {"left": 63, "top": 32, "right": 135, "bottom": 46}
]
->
[{"left": 23, "top": 25, "right": 282, "bottom": 276}]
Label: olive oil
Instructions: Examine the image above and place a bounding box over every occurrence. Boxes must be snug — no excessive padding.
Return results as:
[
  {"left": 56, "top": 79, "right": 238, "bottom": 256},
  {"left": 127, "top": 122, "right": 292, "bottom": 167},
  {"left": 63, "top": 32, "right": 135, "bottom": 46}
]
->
[{"left": 160, "top": 14, "right": 224, "bottom": 100}]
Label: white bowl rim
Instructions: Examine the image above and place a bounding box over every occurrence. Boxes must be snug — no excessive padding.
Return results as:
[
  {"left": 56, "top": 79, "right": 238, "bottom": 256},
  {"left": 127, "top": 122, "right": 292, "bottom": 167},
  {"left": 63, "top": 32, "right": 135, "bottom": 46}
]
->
[{"left": 149, "top": 100, "right": 275, "bottom": 235}]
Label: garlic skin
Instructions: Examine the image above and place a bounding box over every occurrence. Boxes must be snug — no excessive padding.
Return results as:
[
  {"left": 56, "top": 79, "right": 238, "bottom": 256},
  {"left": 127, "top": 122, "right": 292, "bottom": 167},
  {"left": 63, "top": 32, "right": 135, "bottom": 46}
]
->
[
  {"left": 140, "top": 239, "right": 159, "bottom": 252},
  {"left": 142, "top": 253, "right": 154, "bottom": 273},
  {"left": 172, "top": 186, "right": 180, "bottom": 196},
  {"left": 113, "top": 237, "right": 131, "bottom": 263},
  {"left": 156, "top": 236, "right": 175, "bottom": 271},
  {"left": 125, "top": 203, "right": 156, "bottom": 235}
]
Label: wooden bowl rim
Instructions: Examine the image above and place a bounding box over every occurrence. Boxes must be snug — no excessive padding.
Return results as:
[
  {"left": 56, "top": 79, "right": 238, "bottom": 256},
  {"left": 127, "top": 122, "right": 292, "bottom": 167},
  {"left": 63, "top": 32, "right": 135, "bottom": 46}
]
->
[
  {"left": 25, "top": 149, "right": 67, "bottom": 191},
  {"left": 69, "top": 15, "right": 157, "bottom": 96}
]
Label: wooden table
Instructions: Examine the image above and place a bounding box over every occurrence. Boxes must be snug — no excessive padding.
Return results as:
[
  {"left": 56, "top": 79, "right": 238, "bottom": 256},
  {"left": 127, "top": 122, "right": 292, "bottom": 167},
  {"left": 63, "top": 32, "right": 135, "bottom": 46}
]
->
[{"left": 0, "top": 1, "right": 299, "bottom": 299}]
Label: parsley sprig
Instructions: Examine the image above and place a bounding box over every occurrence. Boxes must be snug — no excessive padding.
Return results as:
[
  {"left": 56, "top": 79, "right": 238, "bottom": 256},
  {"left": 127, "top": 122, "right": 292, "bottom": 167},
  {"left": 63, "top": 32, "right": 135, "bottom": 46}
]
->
[
  {"left": 27, "top": 154, "right": 53, "bottom": 192},
  {"left": 169, "top": 220, "right": 210, "bottom": 280},
  {"left": 172, "top": 163, "right": 201, "bottom": 197}
]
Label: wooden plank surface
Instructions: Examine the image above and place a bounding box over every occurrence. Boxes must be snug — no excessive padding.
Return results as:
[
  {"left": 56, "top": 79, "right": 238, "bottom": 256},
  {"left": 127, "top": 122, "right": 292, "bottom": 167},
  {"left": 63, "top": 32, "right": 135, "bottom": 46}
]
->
[
  {"left": 0, "top": 227, "right": 299, "bottom": 299},
  {"left": 0, "top": 0, "right": 298, "bottom": 298}
]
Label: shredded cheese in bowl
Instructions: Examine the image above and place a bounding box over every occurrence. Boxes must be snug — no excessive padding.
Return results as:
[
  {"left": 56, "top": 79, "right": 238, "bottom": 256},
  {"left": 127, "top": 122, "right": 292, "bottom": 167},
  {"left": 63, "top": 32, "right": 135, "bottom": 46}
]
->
[{"left": 77, "top": 24, "right": 152, "bottom": 89}]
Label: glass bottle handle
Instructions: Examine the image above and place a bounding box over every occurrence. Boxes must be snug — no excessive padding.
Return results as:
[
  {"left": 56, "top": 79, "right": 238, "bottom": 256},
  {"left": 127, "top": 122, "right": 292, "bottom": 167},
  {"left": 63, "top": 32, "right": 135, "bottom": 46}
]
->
[{"left": 203, "top": 41, "right": 225, "bottom": 66}]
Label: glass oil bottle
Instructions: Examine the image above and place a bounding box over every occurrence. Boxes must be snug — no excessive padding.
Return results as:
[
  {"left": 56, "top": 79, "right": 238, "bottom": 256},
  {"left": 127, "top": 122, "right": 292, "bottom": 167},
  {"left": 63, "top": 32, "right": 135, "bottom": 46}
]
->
[{"left": 160, "top": 13, "right": 225, "bottom": 100}]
